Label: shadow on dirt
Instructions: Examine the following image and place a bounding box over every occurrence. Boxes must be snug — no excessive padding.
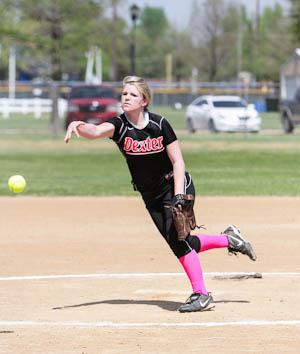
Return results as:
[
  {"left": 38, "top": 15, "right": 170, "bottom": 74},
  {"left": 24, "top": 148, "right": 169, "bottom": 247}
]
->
[
  {"left": 53, "top": 299, "right": 182, "bottom": 312},
  {"left": 53, "top": 298, "right": 249, "bottom": 312}
]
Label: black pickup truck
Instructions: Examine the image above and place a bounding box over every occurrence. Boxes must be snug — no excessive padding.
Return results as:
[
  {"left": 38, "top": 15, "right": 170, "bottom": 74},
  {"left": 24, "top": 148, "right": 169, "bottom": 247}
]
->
[{"left": 279, "top": 87, "right": 300, "bottom": 133}]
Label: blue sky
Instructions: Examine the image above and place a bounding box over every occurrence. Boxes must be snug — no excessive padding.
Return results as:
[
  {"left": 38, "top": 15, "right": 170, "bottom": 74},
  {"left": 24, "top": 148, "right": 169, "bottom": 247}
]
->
[{"left": 123, "top": 0, "right": 290, "bottom": 29}]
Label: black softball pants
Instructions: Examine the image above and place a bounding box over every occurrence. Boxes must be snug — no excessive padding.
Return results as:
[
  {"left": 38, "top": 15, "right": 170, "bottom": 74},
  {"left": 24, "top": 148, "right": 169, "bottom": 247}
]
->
[{"left": 143, "top": 173, "right": 201, "bottom": 259}]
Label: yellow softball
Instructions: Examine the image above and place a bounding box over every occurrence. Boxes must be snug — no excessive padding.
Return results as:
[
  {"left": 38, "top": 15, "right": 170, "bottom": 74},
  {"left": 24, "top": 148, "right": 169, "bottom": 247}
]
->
[{"left": 8, "top": 175, "right": 27, "bottom": 193}]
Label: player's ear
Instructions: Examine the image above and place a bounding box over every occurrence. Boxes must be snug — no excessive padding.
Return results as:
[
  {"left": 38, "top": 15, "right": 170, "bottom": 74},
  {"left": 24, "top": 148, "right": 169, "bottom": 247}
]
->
[{"left": 142, "top": 97, "right": 148, "bottom": 107}]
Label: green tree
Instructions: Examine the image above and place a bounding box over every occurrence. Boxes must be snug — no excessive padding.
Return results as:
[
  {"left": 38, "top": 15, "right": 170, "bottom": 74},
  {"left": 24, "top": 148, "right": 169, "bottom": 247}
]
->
[
  {"left": 167, "top": 29, "right": 194, "bottom": 82},
  {"left": 242, "top": 4, "right": 293, "bottom": 81},
  {"left": 290, "top": 0, "right": 300, "bottom": 44},
  {"left": 0, "top": 0, "right": 106, "bottom": 80},
  {"left": 139, "top": 6, "right": 168, "bottom": 41},
  {"left": 256, "top": 4, "right": 293, "bottom": 80},
  {"left": 188, "top": 0, "right": 294, "bottom": 82},
  {"left": 100, "top": 0, "right": 130, "bottom": 80},
  {"left": 135, "top": 6, "right": 170, "bottom": 77}
]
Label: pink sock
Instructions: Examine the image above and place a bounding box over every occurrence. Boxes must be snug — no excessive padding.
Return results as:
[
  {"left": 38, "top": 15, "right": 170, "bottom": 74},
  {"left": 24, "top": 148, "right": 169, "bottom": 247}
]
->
[
  {"left": 179, "top": 249, "right": 208, "bottom": 295},
  {"left": 196, "top": 234, "right": 229, "bottom": 252}
]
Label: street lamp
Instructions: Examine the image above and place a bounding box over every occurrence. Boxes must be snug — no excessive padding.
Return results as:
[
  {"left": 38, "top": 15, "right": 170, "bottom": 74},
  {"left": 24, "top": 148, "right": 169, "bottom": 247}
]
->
[{"left": 129, "top": 3, "right": 140, "bottom": 74}]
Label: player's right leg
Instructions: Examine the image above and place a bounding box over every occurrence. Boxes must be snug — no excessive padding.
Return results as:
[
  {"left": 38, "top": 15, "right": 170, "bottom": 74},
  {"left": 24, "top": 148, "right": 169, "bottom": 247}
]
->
[{"left": 144, "top": 193, "right": 212, "bottom": 312}]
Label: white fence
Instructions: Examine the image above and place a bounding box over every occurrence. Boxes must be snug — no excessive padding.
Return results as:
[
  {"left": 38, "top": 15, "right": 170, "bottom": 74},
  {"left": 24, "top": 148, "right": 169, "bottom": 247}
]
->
[{"left": 0, "top": 98, "right": 68, "bottom": 119}]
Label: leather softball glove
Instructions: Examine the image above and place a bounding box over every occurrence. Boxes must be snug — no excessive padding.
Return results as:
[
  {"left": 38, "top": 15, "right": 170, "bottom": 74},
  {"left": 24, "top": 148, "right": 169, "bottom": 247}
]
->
[{"left": 167, "top": 194, "right": 197, "bottom": 241}]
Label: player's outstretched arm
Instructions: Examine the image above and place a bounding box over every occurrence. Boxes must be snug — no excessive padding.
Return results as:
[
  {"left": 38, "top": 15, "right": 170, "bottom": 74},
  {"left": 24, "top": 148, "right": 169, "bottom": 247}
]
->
[{"left": 64, "top": 121, "right": 115, "bottom": 143}]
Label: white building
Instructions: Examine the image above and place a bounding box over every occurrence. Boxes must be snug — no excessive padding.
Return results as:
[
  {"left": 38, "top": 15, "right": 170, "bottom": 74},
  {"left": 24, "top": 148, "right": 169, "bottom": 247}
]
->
[{"left": 280, "top": 48, "right": 300, "bottom": 100}]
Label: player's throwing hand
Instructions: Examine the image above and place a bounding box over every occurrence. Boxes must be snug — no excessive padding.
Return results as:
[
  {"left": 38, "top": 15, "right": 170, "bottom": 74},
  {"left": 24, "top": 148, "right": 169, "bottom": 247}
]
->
[{"left": 64, "top": 121, "right": 83, "bottom": 143}]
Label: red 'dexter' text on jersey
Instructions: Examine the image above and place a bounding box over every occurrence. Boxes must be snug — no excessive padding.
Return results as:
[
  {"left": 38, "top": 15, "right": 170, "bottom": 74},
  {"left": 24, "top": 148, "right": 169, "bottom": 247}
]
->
[{"left": 124, "top": 136, "right": 164, "bottom": 155}]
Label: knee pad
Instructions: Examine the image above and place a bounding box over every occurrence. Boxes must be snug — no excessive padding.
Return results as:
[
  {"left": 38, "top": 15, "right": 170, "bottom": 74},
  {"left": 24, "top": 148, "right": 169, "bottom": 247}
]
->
[
  {"left": 185, "top": 235, "right": 201, "bottom": 253},
  {"left": 172, "top": 235, "right": 201, "bottom": 259}
]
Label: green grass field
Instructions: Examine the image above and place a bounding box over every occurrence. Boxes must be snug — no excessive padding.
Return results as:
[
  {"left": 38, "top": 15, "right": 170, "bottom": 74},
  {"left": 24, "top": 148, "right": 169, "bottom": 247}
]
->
[{"left": 1, "top": 108, "right": 300, "bottom": 196}]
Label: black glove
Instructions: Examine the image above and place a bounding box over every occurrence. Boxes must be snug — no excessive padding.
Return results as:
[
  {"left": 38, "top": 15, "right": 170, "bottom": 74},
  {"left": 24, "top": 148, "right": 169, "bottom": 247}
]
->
[
  {"left": 172, "top": 194, "right": 185, "bottom": 207},
  {"left": 172, "top": 194, "right": 191, "bottom": 208}
]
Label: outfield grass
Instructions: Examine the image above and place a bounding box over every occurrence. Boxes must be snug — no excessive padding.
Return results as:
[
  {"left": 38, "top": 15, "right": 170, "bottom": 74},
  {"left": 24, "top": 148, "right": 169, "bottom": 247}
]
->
[{"left": 1, "top": 108, "right": 300, "bottom": 196}]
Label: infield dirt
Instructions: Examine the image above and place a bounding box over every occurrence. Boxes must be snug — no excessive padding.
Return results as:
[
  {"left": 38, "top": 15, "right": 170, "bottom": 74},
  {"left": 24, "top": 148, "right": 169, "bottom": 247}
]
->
[{"left": 0, "top": 196, "right": 299, "bottom": 353}]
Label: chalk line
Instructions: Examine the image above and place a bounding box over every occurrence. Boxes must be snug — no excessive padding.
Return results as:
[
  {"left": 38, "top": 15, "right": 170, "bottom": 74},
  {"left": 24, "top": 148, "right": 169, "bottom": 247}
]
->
[
  {"left": 0, "top": 272, "right": 299, "bottom": 281},
  {"left": 0, "top": 320, "right": 300, "bottom": 329}
]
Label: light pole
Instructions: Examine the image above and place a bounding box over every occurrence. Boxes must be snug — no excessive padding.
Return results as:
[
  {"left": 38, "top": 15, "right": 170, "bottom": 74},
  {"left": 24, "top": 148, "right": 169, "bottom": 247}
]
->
[{"left": 130, "top": 3, "right": 139, "bottom": 74}]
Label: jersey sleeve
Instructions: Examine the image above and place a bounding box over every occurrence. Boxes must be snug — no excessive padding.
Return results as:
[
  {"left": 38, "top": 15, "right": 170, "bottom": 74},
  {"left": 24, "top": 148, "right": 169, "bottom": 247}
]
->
[
  {"left": 106, "top": 116, "right": 124, "bottom": 142},
  {"left": 161, "top": 117, "right": 177, "bottom": 146}
]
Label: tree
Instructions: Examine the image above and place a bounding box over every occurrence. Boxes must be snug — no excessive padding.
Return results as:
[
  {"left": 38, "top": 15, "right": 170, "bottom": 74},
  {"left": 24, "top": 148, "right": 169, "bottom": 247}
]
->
[
  {"left": 139, "top": 6, "right": 168, "bottom": 41},
  {"left": 0, "top": 0, "right": 295, "bottom": 83},
  {"left": 256, "top": 4, "right": 293, "bottom": 80},
  {"left": 189, "top": 0, "right": 240, "bottom": 81},
  {"left": 135, "top": 6, "right": 170, "bottom": 77},
  {"left": 102, "top": 0, "right": 130, "bottom": 80},
  {"left": 241, "top": 3, "right": 294, "bottom": 81},
  {"left": 0, "top": 0, "right": 106, "bottom": 80},
  {"left": 93, "top": 1, "right": 128, "bottom": 80},
  {"left": 290, "top": 0, "right": 300, "bottom": 45},
  {"left": 188, "top": 0, "right": 293, "bottom": 82},
  {"left": 167, "top": 29, "right": 194, "bottom": 82}
]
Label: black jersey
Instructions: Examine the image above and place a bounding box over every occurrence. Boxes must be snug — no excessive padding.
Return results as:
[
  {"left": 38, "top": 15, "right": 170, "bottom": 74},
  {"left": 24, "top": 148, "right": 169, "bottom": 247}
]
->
[{"left": 107, "top": 112, "right": 177, "bottom": 197}]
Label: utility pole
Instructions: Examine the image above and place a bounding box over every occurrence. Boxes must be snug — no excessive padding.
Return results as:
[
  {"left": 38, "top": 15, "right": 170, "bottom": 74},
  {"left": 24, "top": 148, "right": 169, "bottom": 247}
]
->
[
  {"left": 254, "top": 0, "right": 260, "bottom": 79},
  {"left": 165, "top": 53, "right": 173, "bottom": 83},
  {"left": 191, "top": 67, "right": 198, "bottom": 95},
  {"left": 237, "top": 5, "right": 243, "bottom": 79},
  {"left": 95, "top": 48, "right": 102, "bottom": 84},
  {"left": 255, "top": 0, "right": 260, "bottom": 46},
  {"left": 129, "top": 4, "right": 140, "bottom": 75},
  {"left": 9, "top": 47, "right": 16, "bottom": 99},
  {"left": 110, "top": 0, "right": 118, "bottom": 81}
]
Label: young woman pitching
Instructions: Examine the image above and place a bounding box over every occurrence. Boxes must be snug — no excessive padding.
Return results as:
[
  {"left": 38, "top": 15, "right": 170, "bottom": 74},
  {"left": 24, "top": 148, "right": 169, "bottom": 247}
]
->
[{"left": 64, "top": 76, "right": 256, "bottom": 313}]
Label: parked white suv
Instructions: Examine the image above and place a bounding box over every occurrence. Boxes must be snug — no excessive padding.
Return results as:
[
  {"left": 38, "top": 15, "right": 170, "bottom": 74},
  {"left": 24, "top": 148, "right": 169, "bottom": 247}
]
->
[{"left": 185, "top": 95, "right": 261, "bottom": 133}]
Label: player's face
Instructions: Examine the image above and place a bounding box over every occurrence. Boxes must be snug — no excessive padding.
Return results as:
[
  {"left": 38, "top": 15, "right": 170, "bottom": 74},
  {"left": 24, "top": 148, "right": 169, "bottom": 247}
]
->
[{"left": 121, "top": 84, "right": 147, "bottom": 113}]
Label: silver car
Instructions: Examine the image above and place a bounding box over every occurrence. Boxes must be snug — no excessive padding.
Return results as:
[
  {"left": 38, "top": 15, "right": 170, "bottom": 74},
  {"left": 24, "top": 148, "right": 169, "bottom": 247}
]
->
[{"left": 185, "top": 95, "right": 261, "bottom": 133}]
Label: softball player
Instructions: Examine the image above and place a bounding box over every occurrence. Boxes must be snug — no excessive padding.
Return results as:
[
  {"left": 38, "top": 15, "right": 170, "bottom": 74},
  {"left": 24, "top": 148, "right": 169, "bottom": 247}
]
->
[{"left": 64, "top": 76, "right": 257, "bottom": 313}]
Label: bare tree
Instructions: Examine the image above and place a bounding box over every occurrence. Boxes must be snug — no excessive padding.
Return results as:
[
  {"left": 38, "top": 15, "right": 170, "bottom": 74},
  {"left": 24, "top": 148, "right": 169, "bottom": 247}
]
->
[{"left": 189, "top": 0, "right": 238, "bottom": 81}]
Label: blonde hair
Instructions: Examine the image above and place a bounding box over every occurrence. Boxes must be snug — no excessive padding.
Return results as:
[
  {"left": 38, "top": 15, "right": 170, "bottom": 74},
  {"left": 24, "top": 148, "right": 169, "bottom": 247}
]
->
[{"left": 122, "top": 76, "right": 152, "bottom": 108}]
